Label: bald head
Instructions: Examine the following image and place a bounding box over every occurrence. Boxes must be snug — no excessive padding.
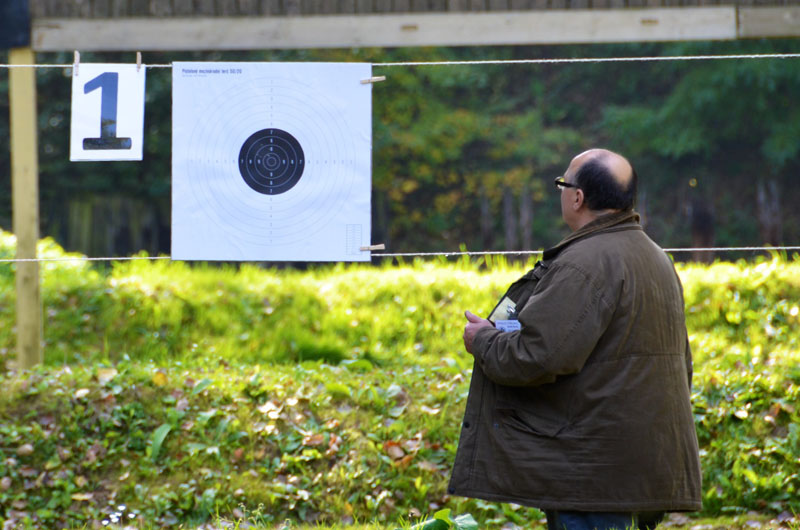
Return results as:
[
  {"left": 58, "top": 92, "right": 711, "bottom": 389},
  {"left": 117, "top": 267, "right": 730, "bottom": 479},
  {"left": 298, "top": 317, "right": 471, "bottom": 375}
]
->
[
  {"left": 566, "top": 148, "right": 637, "bottom": 213},
  {"left": 574, "top": 148, "right": 634, "bottom": 187}
]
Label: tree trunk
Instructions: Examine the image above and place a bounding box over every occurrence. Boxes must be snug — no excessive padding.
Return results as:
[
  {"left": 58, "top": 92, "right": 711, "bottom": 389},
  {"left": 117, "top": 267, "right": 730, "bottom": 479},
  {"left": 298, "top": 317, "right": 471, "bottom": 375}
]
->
[
  {"left": 519, "top": 180, "right": 533, "bottom": 251},
  {"left": 480, "top": 188, "right": 492, "bottom": 250},
  {"left": 757, "top": 179, "right": 782, "bottom": 246},
  {"left": 503, "top": 186, "right": 518, "bottom": 251},
  {"left": 688, "top": 195, "right": 714, "bottom": 263}
]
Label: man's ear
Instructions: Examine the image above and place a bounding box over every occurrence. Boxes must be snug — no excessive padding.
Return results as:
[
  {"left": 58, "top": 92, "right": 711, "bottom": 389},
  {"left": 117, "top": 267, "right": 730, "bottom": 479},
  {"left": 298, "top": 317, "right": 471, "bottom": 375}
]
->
[{"left": 573, "top": 188, "right": 585, "bottom": 211}]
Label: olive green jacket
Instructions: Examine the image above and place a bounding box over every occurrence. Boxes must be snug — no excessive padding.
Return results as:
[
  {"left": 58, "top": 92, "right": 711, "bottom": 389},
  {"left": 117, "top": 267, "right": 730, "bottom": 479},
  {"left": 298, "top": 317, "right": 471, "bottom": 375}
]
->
[{"left": 448, "top": 211, "right": 702, "bottom": 512}]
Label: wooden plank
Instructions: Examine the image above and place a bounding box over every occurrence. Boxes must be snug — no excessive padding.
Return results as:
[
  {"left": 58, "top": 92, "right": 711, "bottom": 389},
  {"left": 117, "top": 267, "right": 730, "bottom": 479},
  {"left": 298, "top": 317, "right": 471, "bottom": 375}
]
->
[
  {"left": 150, "top": 0, "right": 174, "bottom": 15},
  {"left": 238, "top": 0, "right": 259, "bottom": 14},
  {"left": 218, "top": 0, "right": 240, "bottom": 14},
  {"left": 429, "top": 0, "right": 446, "bottom": 10},
  {"left": 92, "top": 0, "right": 112, "bottom": 17},
  {"left": 128, "top": 0, "right": 150, "bottom": 15},
  {"left": 509, "top": 0, "right": 534, "bottom": 8},
  {"left": 447, "top": 0, "right": 467, "bottom": 10},
  {"left": 300, "top": 0, "right": 317, "bottom": 14},
  {"left": 32, "top": 7, "right": 738, "bottom": 49},
  {"left": 29, "top": 0, "right": 46, "bottom": 18},
  {"left": 488, "top": 0, "right": 509, "bottom": 10},
  {"left": 355, "top": 0, "right": 373, "bottom": 13},
  {"left": 468, "top": 0, "right": 486, "bottom": 10},
  {"left": 338, "top": 0, "right": 356, "bottom": 13},
  {"left": 396, "top": 0, "right": 412, "bottom": 12},
  {"left": 173, "top": 0, "right": 195, "bottom": 15},
  {"left": 111, "top": 0, "right": 130, "bottom": 16},
  {"left": 285, "top": 0, "right": 301, "bottom": 14},
  {"left": 739, "top": 6, "right": 800, "bottom": 37},
  {"left": 76, "top": 0, "right": 92, "bottom": 16},
  {"left": 320, "top": 0, "right": 337, "bottom": 13},
  {"left": 8, "top": 47, "right": 43, "bottom": 371}
]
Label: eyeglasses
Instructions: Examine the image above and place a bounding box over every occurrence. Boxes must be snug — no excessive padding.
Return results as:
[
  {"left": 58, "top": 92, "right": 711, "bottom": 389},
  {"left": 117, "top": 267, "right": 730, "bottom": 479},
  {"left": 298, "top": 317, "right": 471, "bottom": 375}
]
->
[{"left": 553, "top": 176, "right": 579, "bottom": 190}]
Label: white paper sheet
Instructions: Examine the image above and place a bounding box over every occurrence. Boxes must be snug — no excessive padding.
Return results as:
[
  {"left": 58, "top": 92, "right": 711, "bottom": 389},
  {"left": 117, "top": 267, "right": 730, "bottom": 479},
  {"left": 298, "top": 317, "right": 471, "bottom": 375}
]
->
[
  {"left": 70, "top": 63, "right": 146, "bottom": 161},
  {"left": 171, "top": 62, "right": 372, "bottom": 262}
]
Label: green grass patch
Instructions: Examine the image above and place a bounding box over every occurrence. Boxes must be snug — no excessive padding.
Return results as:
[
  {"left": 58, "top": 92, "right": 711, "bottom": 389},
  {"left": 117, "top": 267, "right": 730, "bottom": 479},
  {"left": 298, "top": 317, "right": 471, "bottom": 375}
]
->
[{"left": 0, "top": 231, "right": 799, "bottom": 528}]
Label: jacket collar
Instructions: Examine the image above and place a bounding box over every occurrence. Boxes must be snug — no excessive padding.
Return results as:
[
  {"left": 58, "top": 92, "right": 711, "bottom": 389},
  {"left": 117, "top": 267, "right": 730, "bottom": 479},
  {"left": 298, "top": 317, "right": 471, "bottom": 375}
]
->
[{"left": 542, "top": 210, "right": 641, "bottom": 261}]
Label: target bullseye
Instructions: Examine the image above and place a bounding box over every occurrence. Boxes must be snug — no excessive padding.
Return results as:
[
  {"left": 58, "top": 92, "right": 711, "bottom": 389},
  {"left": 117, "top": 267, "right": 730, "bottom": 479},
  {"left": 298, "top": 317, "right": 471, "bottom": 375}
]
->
[{"left": 238, "top": 128, "right": 305, "bottom": 195}]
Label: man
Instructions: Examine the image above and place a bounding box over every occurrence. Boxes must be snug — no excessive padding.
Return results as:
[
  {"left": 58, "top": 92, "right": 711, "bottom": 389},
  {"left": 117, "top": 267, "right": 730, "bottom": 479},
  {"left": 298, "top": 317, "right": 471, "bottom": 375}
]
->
[{"left": 448, "top": 149, "right": 702, "bottom": 530}]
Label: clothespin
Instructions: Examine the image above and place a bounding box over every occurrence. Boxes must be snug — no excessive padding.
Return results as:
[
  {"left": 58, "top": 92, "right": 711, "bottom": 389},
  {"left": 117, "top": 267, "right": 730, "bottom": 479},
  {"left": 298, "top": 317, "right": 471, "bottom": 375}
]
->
[
  {"left": 73, "top": 50, "right": 80, "bottom": 76},
  {"left": 136, "top": 52, "right": 142, "bottom": 72},
  {"left": 360, "top": 244, "right": 386, "bottom": 251},
  {"left": 360, "top": 76, "right": 386, "bottom": 85}
]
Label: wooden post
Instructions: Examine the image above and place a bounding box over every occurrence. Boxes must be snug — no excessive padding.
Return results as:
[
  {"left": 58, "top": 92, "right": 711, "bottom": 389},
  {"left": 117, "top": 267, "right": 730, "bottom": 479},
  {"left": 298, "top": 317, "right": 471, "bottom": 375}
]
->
[{"left": 9, "top": 47, "right": 43, "bottom": 370}]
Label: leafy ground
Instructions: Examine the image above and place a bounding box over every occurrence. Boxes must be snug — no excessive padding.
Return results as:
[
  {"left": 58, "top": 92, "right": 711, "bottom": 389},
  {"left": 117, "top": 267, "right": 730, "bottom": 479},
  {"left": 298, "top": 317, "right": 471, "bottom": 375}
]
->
[{"left": 1, "top": 232, "right": 799, "bottom": 529}]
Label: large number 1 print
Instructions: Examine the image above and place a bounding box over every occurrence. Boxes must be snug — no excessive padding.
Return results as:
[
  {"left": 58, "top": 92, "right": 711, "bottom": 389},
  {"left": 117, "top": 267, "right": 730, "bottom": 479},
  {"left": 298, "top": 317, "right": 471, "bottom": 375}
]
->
[{"left": 82, "top": 72, "right": 132, "bottom": 150}]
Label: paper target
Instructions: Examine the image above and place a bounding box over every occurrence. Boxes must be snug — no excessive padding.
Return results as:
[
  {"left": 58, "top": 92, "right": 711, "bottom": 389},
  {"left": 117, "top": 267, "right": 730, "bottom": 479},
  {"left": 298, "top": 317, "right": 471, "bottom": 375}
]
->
[
  {"left": 172, "top": 62, "right": 372, "bottom": 262},
  {"left": 238, "top": 128, "right": 305, "bottom": 195}
]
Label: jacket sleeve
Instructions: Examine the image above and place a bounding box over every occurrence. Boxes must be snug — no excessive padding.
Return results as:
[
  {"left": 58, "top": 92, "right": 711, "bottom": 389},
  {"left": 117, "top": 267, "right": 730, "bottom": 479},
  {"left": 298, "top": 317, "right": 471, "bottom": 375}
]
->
[{"left": 471, "top": 262, "right": 616, "bottom": 387}]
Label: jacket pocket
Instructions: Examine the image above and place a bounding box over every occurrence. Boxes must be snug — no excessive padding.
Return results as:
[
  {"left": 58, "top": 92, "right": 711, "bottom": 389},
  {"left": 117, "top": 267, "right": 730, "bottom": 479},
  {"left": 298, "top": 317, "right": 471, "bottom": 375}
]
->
[{"left": 495, "top": 404, "right": 569, "bottom": 439}]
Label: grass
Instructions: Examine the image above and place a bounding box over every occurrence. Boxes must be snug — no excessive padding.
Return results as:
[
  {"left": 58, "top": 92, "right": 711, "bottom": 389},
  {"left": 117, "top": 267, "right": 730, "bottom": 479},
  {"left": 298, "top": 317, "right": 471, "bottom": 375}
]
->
[{"left": 1, "top": 232, "right": 799, "bottom": 528}]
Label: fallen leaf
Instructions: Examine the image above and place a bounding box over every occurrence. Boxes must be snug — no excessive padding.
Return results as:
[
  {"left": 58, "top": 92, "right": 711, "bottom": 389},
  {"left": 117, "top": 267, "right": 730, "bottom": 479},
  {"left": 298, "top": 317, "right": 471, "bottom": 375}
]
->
[
  {"left": 403, "top": 437, "right": 423, "bottom": 454},
  {"left": 16, "top": 444, "right": 34, "bottom": 456},
  {"left": 11, "top": 500, "right": 27, "bottom": 509},
  {"left": 397, "top": 454, "right": 414, "bottom": 468},
  {"left": 74, "top": 475, "right": 87, "bottom": 487},
  {"left": 258, "top": 400, "right": 283, "bottom": 420},
  {"left": 97, "top": 368, "right": 118, "bottom": 384},
  {"left": 152, "top": 370, "right": 168, "bottom": 387},
  {"left": 231, "top": 448, "right": 245, "bottom": 462},
  {"left": 19, "top": 466, "right": 37, "bottom": 478},
  {"left": 71, "top": 493, "right": 93, "bottom": 501},
  {"left": 387, "top": 384, "right": 410, "bottom": 406},
  {"left": 668, "top": 513, "right": 690, "bottom": 525},
  {"left": 0, "top": 477, "right": 11, "bottom": 490},
  {"left": 303, "top": 433, "right": 326, "bottom": 447},
  {"left": 420, "top": 405, "right": 441, "bottom": 415},
  {"left": 74, "top": 388, "right": 90, "bottom": 399},
  {"left": 417, "top": 460, "right": 439, "bottom": 472},
  {"left": 384, "top": 441, "right": 405, "bottom": 460}
]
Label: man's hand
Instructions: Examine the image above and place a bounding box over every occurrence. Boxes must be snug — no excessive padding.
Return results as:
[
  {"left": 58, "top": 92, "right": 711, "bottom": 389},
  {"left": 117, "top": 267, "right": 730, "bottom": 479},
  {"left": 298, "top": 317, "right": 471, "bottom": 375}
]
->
[{"left": 463, "top": 310, "right": 494, "bottom": 355}]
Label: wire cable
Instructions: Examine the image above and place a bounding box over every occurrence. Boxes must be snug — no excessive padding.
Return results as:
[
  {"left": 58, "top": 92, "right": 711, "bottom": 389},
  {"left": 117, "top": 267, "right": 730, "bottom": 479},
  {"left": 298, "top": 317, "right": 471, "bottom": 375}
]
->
[
  {"left": 3, "top": 52, "right": 800, "bottom": 70},
  {"left": 0, "top": 246, "right": 798, "bottom": 263}
]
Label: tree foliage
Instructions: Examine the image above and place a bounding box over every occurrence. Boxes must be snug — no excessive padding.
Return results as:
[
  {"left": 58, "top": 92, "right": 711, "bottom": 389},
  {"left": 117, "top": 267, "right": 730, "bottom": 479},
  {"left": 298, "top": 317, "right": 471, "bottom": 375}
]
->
[{"left": 2, "top": 41, "right": 800, "bottom": 257}]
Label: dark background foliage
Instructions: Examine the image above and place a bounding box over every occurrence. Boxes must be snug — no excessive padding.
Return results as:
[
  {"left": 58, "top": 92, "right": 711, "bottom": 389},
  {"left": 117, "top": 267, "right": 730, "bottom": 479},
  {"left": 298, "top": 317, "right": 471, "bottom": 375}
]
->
[{"left": 2, "top": 40, "right": 800, "bottom": 259}]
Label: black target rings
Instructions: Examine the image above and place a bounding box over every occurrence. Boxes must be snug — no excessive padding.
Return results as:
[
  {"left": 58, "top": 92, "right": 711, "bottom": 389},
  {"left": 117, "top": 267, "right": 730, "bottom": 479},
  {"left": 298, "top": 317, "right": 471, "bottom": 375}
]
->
[{"left": 238, "top": 128, "right": 305, "bottom": 195}]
